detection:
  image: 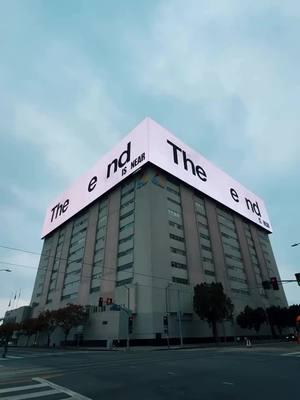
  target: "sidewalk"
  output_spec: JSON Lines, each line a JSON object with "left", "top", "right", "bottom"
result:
{"left": 70, "top": 339, "right": 297, "bottom": 352}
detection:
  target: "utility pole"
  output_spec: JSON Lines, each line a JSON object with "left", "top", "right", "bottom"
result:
{"left": 125, "top": 285, "right": 130, "bottom": 351}
{"left": 165, "top": 284, "right": 170, "bottom": 349}
{"left": 177, "top": 288, "right": 183, "bottom": 347}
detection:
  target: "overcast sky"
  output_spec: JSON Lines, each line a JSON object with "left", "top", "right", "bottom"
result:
{"left": 1, "top": 0, "right": 299, "bottom": 319}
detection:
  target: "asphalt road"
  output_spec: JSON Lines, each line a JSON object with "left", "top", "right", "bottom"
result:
{"left": 0, "top": 344, "right": 299, "bottom": 400}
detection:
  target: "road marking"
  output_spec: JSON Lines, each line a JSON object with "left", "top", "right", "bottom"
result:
{"left": 281, "top": 351, "right": 300, "bottom": 356}
{"left": 222, "top": 381, "right": 234, "bottom": 385}
{"left": 0, "top": 356, "right": 23, "bottom": 360}
{"left": 0, "top": 382, "right": 48, "bottom": 394}
{"left": 181, "top": 347, "right": 218, "bottom": 352}
{"left": 0, "top": 389, "right": 60, "bottom": 400}
{"left": 34, "top": 377, "right": 93, "bottom": 400}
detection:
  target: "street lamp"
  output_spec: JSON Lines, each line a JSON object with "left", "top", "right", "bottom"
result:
{"left": 0, "top": 269, "right": 12, "bottom": 272}
{"left": 291, "top": 243, "right": 300, "bottom": 247}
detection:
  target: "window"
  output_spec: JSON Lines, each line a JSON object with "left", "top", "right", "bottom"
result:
{"left": 204, "top": 270, "right": 215, "bottom": 276}
{"left": 121, "top": 198, "right": 135, "bottom": 209}
{"left": 116, "top": 278, "right": 133, "bottom": 287}
{"left": 117, "top": 263, "right": 133, "bottom": 272}
{"left": 200, "top": 233, "right": 209, "bottom": 240}
{"left": 119, "top": 235, "right": 134, "bottom": 244}
{"left": 120, "top": 210, "right": 134, "bottom": 220}
{"left": 168, "top": 197, "right": 181, "bottom": 206}
{"left": 169, "top": 221, "right": 183, "bottom": 230}
{"left": 119, "top": 221, "right": 134, "bottom": 232}
{"left": 172, "top": 277, "right": 188, "bottom": 284}
{"left": 118, "top": 248, "right": 133, "bottom": 258}
{"left": 170, "top": 247, "right": 186, "bottom": 256}
{"left": 228, "top": 275, "right": 247, "bottom": 284}
{"left": 98, "top": 215, "right": 107, "bottom": 227}
{"left": 195, "top": 201, "right": 206, "bottom": 216}
{"left": 171, "top": 261, "right": 187, "bottom": 270}
{"left": 168, "top": 209, "right": 181, "bottom": 218}
{"left": 170, "top": 233, "right": 184, "bottom": 242}
{"left": 167, "top": 186, "right": 179, "bottom": 195}
{"left": 90, "top": 287, "right": 100, "bottom": 293}
{"left": 121, "top": 187, "right": 135, "bottom": 197}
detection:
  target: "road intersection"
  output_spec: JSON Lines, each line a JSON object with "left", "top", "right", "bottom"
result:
{"left": 0, "top": 344, "right": 299, "bottom": 399}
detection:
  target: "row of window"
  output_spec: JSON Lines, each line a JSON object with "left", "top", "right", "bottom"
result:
{"left": 116, "top": 182, "right": 136, "bottom": 287}
{"left": 170, "top": 233, "right": 184, "bottom": 242}
{"left": 89, "top": 202, "right": 108, "bottom": 293}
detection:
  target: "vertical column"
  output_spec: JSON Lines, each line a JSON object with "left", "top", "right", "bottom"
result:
{"left": 101, "top": 188, "right": 121, "bottom": 298}
{"left": 38, "top": 232, "right": 59, "bottom": 310}
{"left": 78, "top": 203, "right": 99, "bottom": 305}
{"left": 180, "top": 186, "right": 205, "bottom": 286}
{"left": 234, "top": 217, "right": 261, "bottom": 306}
{"left": 205, "top": 199, "right": 230, "bottom": 294}
{"left": 52, "top": 222, "right": 73, "bottom": 309}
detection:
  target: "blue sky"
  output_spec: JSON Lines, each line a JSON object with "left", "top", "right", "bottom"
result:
{"left": 0, "top": 0, "right": 299, "bottom": 318}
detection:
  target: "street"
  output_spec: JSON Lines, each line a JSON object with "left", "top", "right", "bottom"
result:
{"left": 0, "top": 344, "right": 299, "bottom": 400}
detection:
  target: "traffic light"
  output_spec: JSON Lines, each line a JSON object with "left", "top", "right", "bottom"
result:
{"left": 270, "top": 277, "right": 279, "bottom": 290}
{"left": 128, "top": 316, "right": 133, "bottom": 334}
{"left": 262, "top": 280, "right": 271, "bottom": 290}
{"left": 295, "top": 273, "right": 300, "bottom": 286}
{"left": 98, "top": 297, "right": 103, "bottom": 307}
{"left": 163, "top": 315, "right": 169, "bottom": 334}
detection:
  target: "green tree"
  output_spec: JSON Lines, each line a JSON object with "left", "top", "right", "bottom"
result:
{"left": 193, "top": 282, "right": 234, "bottom": 341}
{"left": 55, "top": 304, "right": 87, "bottom": 345}
{"left": 39, "top": 310, "right": 59, "bottom": 347}
{"left": 236, "top": 306, "right": 266, "bottom": 333}
{"left": 0, "top": 322, "right": 20, "bottom": 343}
{"left": 20, "top": 319, "right": 39, "bottom": 346}
{"left": 252, "top": 307, "right": 266, "bottom": 333}
{"left": 266, "top": 306, "right": 288, "bottom": 337}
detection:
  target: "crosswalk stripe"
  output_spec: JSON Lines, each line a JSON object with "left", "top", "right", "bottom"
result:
{"left": 34, "top": 377, "right": 93, "bottom": 400}
{"left": 281, "top": 351, "right": 300, "bottom": 356}
{"left": 0, "top": 382, "right": 48, "bottom": 394}
{"left": 0, "top": 388, "right": 59, "bottom": 400}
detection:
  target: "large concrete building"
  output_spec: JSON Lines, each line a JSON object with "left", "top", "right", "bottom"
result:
{"left": 30, "top": 118, "right": 288, "bottom": 345}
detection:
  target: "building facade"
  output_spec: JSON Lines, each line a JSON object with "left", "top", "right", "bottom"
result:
{"left": 30, "top": 118, "right": 288, "bottom": 345}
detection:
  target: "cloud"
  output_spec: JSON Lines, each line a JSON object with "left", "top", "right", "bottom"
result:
{"left": 13, "top": 47, "right": 125, "bottom": 182}
{"left": 133, "top": 0, "right": 300, "bottom": 177}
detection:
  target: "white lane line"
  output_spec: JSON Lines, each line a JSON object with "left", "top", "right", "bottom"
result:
{"left": 0, "top": 389, "right": 59, "bottom": 400}
{"left": 0, "top": 356, "right": 23, "bottom": 360}
{"left": 281, "top": 351, "right": 300, "bottom": 356}
{"left": 34, "top": 377, "right": 93, "bottom": 400}
{"left": 0, "top": 382, "right": 48, "bottom": 394}
{"left": 222, "top": 381, "right": 234, "bottom": 385}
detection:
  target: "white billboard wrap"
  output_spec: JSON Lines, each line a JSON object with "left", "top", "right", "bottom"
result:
{"left": 41, "top": 120, "right": 149, "bottom": 237}
{"left": 42, "top": 117, "right": 272, "bottom": 237}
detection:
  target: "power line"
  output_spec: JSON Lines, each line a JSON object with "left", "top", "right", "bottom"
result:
{"left": 0, "top": 259, "right": 193, "bottom": 294}
{"left": 0, "top": 244, "right": 292, "bottom": 295}
{"left": 0, "top": 244, "right": 191, "bottom": 285}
